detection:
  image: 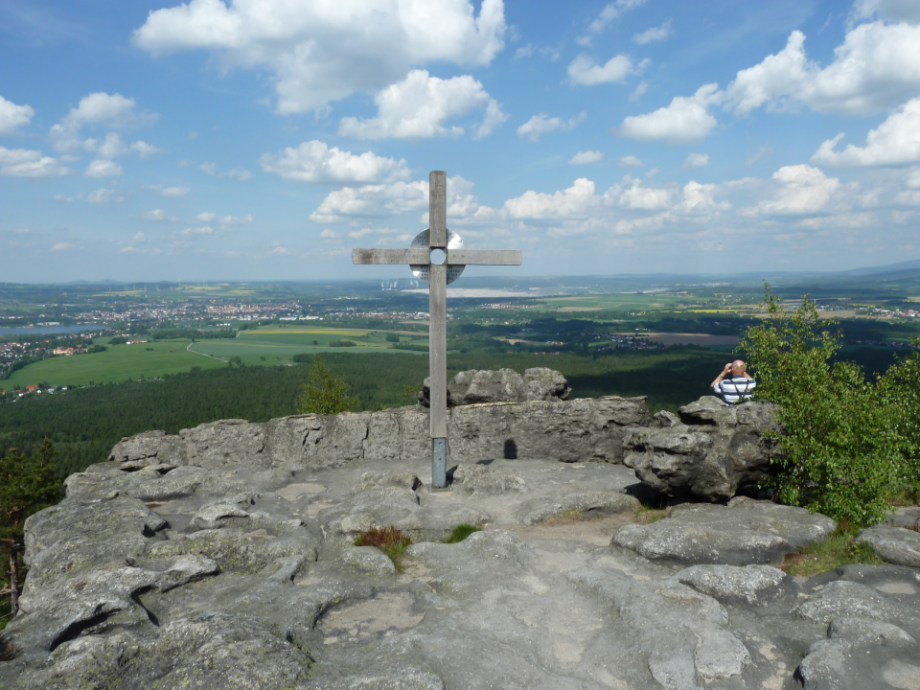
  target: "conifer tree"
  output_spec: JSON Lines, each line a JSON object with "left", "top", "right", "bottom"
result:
{"left": 297, "top": 355, "right": 356, "bottom": 415}
{"left": 1, "top": 439, "right": 63, "bottom": 618}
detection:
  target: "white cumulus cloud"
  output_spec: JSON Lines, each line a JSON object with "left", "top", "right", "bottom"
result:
{"left": 725, "top": 25, "right": 920, "bottom": 116}
{"left": 50, "top": 93, "right": 155, "bottom": 152}
{"left": 618, "top": 83, "right": 721, "bottom": 143}
{"left": 504, "top": 178, "right": 596, "bottom": 219}
{"left": 517, "top": 112, "right": 586, "bottom": 142}
{"left": 311, "top": 180, "right": 429, "bottom": 222}
{"left": 752, "top": 165, "right": 842, "bottom": 214}
{"left": 684, "top": 153, "right": 710, "bottom": 169}
{"left": 0, "top": 147, "right": 71, "bottom": 178}
{"left": 618, "top": 155, "right": 645, "bottom": 167}
{"left": 311, "top": 175, "right": 476, "bottom": 223}
{"left": 851, "top": 0, "right": 920, "bottom": 25}
{"left": 582, "top": 0, "right": 646, "bottom": 40}
{"left": 133, "top": 0, "right": 506, "bottom": 115}
{"left": 220, "top": 214, "right": 253, "bottom": 225}
{"left": 634, "top": 20, "right": 673, "bottom": 45}
{"left": 200, "top": 162, "right": 253, "bottom": 180}
{"left": 131, "top": 141, "right": 159, "bottom": 157}
{"left": 161, "top": 186, "right": 190, "bottom": 197}
{"left": 0, "top": 95, "right": 35, "bottom": 134}
{"left": 261, "top": 140, "right": 410, "bottom": 184}
{"left": 143, "top": 209, "right": 177, "bottom": 222}
{"left": 339, "top": 70, "right": 506, "bottom": 140}
{"left": 568, "top": 54, "right": 647, "bottom": 86}
{"left": 87, "top": 188, "right": 127, "bottom": 204}
{"left": 811, "top": 96, "right": 920, "bottom": 166}
{"left": 49, "top": 243, "right": 74, "bottom": 252}
{"left": 86, "top": 159, "right": 123, "bottom": 178}
{"left": 570, "top": 150, "right": 604, "bottom": 165}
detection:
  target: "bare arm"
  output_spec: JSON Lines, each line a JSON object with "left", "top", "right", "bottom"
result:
{"left": 711, "top": 363, "right": 732, "bottom": 389}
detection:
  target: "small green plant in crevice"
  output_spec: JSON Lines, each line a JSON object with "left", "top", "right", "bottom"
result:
{"left": 354, "top": 526, "right": 412, "bottom": 572}
{"left": 636, "top": 503, "right": 669, "bottom": 525}
{"left": 885, "top": 484, "right": 920, "bottom": 508}
{"left": 780, "top": 524, "right": 885, "bottom": 577}
{"left": 442, "top": 524, "right": 482, "bottom": 544}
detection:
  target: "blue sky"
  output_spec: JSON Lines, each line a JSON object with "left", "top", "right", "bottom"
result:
{"left": 2, "top": 0, "right": 919, "bottom": 282}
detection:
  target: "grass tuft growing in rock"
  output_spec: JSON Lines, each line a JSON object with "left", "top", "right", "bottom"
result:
{"left": 885, "top": 484, "right": 920, "bottom": 508}
{"left": 354, "top": 526, "right": 412, "bottom": 571}
{"left": 780, "top": 524, "right": 884, "bottom": 577}
{"left": 443, "top": 524, "right": 482, "bottom": 544}
{"left": 636, "top": 504, "right": 669, "bottom": 525}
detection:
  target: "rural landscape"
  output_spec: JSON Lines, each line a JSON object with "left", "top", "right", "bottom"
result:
{"left": 3, "top": 0, "right": 920, "bottom": 687}
{"left": 2, "top": 263, "right": 918, "bottom": 476}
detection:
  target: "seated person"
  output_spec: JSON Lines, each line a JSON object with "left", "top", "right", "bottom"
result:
{"left": 711, "top": 360, "right": 756, "bottom": 403}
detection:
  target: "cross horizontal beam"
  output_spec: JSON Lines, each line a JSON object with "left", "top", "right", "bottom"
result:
{"left": 448, "top": 249, "right": 522, "bottom": 266}
{"left": 352, "top": 248, "right": 429, "bottom": 265}
{"left": 353, "top": 248, "right": 522, "bottom": 266}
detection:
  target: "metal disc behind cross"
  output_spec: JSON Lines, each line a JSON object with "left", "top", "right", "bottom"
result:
{"left": 410, "top": 229, "right": 464, "bottom": 285}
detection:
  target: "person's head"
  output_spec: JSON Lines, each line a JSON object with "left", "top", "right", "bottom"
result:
{"left": 731, "top": 360, "right": 746, "bottom": 375}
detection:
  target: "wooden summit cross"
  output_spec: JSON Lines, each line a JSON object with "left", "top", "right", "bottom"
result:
{"left": 353, "top": 171, "right": 522, "bottom": 489}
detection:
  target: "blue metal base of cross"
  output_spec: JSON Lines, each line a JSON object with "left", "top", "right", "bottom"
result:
{"left": 430, "top": 437, "right": 449, "bottom": 491}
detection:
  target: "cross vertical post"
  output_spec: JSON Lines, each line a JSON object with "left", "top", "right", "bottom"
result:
{"left": 352, "top": 170, "right": 522, "bottom": 489}
{"left": 428, "top": 171, "right": 449, "bottom": 486}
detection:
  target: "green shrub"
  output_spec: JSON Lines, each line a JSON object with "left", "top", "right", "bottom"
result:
{"left": 328, "top": 340, "right": 357, "bottom": 347}
{"left": 878, "top": 336, "right": 920, "bottom": 489}
{"left": 740, "top": 287, "right": 905, "bottom": 526}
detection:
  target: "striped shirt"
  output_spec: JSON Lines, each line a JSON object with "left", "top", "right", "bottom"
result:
{"left": 714, "top": 376, "right": 756, "bottom": 404}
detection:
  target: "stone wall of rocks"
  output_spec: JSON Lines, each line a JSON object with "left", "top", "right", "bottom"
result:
{"left": 109, "top": 395, "right": 651, "bottom": 470}
{"left": 624, "top": 396, "right": 782, "bottom": 502}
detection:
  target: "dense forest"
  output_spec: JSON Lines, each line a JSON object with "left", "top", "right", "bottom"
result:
{"left": 0, "top": 342, "right": 912, "bottom": 478}
{"left": 0, "top": 348, "right": 737, "bottom": 477}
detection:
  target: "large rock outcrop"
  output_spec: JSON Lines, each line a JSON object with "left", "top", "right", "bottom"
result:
{"left": 417, "top": 367, "right": 572, "bottom": 407}
{"left": 624, "top": 396, "right": 782, "bottom": 502}
{"left": 4, "top": 442, "right": 919, "bottom": 690}
{"left": 109, "top": 394, "right": 649, "bottom": 468}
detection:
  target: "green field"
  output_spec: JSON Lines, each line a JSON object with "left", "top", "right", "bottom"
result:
{"left": 2, "top": 328, "right": 428, "bottom": 388}
{"left": 2, "top": 341, "right": 226, "bottom": 388}
{"left": 538, "top": 293, "right": 704, "bottom": 312}
{"left": 188, "top": 327, "right": 428, "bottom": 364}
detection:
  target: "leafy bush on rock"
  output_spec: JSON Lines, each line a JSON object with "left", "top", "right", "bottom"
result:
{"left": 740, "top": 287, "right": 910, "bottom": 527}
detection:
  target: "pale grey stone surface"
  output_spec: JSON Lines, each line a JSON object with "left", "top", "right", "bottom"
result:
{"left": 418, "top": 367, "right": 571, "bottom": 407}
{"left": 4, "top": 398, "right": 920, "bottom": 690}
{"left": 674, "top": 564, "right": 798, "bottom": 606}
{"left": 613, "top": 498, "right": 837, "bottom": 566}
{"left": 856, "top": 525, "right": 920, "bottom": 568}
{"left": 624, "top": 397, "right": 782, "bottom": 501}
{"left": 108, "top": 394, "right": 649, "bottom": 467}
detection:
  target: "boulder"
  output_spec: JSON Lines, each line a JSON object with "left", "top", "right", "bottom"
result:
{"left": 624, "top": 396, "right": 782, "bottom": 501}
{"left": 855, "top": 525, "right": 920, "bottom": 568}
{"left": 417, "top": 367, "right": 571, "bottom": 407}
{"left": 613, "top": 498, "right": 836, "bottom": 566}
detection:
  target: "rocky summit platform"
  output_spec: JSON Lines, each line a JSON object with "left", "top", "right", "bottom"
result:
{"left": 3, "top": 399, "right": 920, "bottom": 690}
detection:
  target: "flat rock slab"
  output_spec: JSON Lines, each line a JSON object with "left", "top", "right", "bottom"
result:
{"left": 856, "top": 525, "right": 920, "bottom": 568}
{"left": 4, "top": 444, "right": 920, "bottom": 690}
{"left": 613, "top": 498, "right": 837, "bottom": 566}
